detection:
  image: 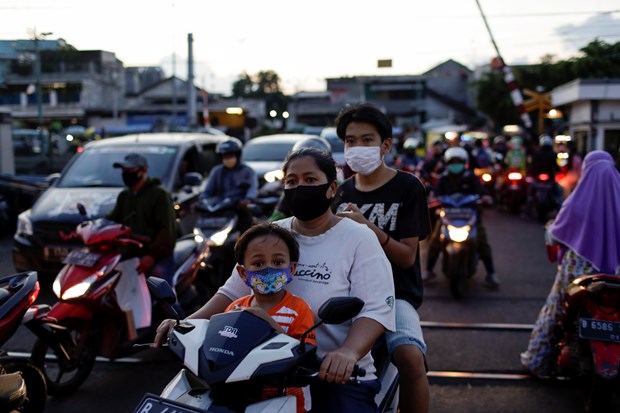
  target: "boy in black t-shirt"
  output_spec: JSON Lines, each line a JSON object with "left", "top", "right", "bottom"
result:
{"left": 333, "top": 103, "right": 431, "bottom": 413}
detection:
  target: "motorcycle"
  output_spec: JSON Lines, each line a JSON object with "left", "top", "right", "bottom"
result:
{"left": 132, "top": 278, "right": 399, "bottom": 413}
{"left": 473, "top": 166, "right": 497, "bottom": 202}
{"left": 196, "top": 196, "right": 273, "bottom": 294}
{"left": 436, "top": 193, "right": 480, "bottom": 299}
{"left": 528, "top": 173, "right": 561, "bottom": 223}
{"left": 0, "top": 271, "right": 46, "bottom": 413}
{"left": 23, "top": 204, "right": 210, "bottom": 397}
{"left": 544, "top": 238, "right": 620, "bottom": 412}
{"left": 497, "top": 169, "right": 527, "bottom": 214}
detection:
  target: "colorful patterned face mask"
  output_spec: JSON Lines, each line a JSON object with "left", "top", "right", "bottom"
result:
{"left": 244, "top": 267, "right": 293, "bottom": 295}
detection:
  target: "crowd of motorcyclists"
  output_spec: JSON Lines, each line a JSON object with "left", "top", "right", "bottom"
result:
{"left": 3, "top": 111, "right": 619, "bottom": 413}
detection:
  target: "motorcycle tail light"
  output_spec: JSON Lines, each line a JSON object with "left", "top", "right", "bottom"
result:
{"left": 508, "top": 172, "right": 523, "bottom": 181}
{"left": 538, "top": 174, "right": 550, "bottom": 181}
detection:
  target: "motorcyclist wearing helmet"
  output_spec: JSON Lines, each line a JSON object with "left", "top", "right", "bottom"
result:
{"left": 268, "top": 137, "right": 333, "bottom": 222}
{"left": 203, "top": 138, "right": 259, "bottom": 231}
{"left": 524, "top": 134, "right": 563, "bottom": 216}
{"left": 423, "top": 146, "right": 501, "bottom": 288}
{"left": 397, "top": 137, "right": 423, "bottom": 173}
{"left": 505, "top": 136, "right": 527, "bottom": 174}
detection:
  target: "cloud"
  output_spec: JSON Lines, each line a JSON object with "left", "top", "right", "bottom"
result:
{"left": 555, "top": 12, "right": 620, "bottom": 50}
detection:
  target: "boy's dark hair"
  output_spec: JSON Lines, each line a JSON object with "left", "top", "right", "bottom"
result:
{"left": 234, "top": 222, "right": 300, "bottom": 264}
{"left": 283, "top": 147, "right": 337, "bottom": 184}
{"left": 335, "top": 103, "right": 392, "bottom": 142}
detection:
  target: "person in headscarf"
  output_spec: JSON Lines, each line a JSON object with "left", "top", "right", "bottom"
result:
{"left": 520, "top": 150, "right": 620, "bottom": 377}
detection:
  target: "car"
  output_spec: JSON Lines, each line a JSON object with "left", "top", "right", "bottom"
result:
{"left": 12, "top": 132, "right": 230, "bottom": 276}
{"left": 320, "top": 127, "right": 345, "bottom": 167}
{"left": 241, "top": 133, "right": 314, "bottom": 186}
{"left": 11, "top": 129, "right": 74, "bottom": 174}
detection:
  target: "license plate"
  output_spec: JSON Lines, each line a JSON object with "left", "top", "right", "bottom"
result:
{"left": 579, "top": 318, "right": 620, "bottom": 343}
{"left": 43, "top": 247, "right": 71, "bottom": 262}
{"left": 133, "top": 394, "right": 204, "bottom": 413}
{"left": 62, "top": 250, "right": 101, "bottom": 267}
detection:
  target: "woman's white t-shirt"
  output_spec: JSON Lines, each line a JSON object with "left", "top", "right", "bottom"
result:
{"left": 218, "top": 217, "right": 396, "bottom": 379}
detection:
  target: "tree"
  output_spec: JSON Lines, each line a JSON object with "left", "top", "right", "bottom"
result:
{"left": 474, "top": 39, "right": 620, "bottom": 132}
{"left": 231, "top": 72, "right": 255, "bottom": 98}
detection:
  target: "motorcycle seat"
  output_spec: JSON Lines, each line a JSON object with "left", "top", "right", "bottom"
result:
{"left": 0, "top": 372, "right": 25, "bottom": 405}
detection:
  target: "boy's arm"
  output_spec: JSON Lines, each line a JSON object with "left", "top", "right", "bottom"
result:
{"left": 242, "top": 307, "right": 285, "bottom": 333}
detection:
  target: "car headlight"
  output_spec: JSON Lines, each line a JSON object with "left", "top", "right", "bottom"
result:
{"left": 60, "top": 275, "right": 97, "bottom": 300}
{"left": 447, "top": 225, "right": 471, "bottom": 243}
{"left": 16, "top": 210, "right": 33, "bottom": 236}
{"left": 264, "top": 169, "right": 284, "bottom": 183}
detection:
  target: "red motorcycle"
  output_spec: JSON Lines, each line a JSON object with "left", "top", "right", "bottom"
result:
{"left": 497, "top": 169, "right": 527, "bottom": 214}
{"left": 0, "top": 271, "right": 46, "bottom": 413}
{"left": 24, "top": 205, "right": 210, "bottom": 396}
{"left": 546, "top": 244, "right": 620, "bottom": 412}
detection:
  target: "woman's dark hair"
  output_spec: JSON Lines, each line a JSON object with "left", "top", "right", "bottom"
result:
{"left": 234, "top": 222, "right": 300, "bottom": 264}
{"left": 335, "top": 103, "right": 392, "bottom": 142}
{"left": 282, "top": 147, "right": 337, "bottom": 184}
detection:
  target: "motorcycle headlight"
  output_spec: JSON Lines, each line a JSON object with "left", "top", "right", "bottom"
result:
{"left": 209, "top": 222, "right": 234, "bottom": 246}
{"left": 482, "top": 173, "right": 492, "bottom": 182}
{"left": 61, "top": 275, "right": 97, "bottom": 300}
{"left": 264, "top": 169, "right": 284, "bottom": 183}
{"left": 16, "top": 210, "right": 33, "bottom": 236}
{"left": 447, "top": 225, "right": 471, "bottom": 243}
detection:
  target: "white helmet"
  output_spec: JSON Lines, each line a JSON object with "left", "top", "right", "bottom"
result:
{"left": 444, "top": 147, "right": 468, "bottom": 162}
{"left": 539, "top": 134, "right": 553, "bottom": 147}
{"left": 403, "top": 137, "right": 421, "bottom": 150}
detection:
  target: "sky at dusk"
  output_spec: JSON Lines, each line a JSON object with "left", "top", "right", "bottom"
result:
{"left": 1, "top": 0, "right": 619, "bottom": 94}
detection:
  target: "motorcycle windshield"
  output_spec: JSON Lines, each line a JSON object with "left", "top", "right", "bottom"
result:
{"left": 199, "top": 311, "right": 277, "bottom": 383}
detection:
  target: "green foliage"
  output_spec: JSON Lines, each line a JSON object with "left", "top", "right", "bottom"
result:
{"left": 230, "top": 70, "right": 290, "bottom": 118}
{"left": 475, "top": 39, "right": 620, "bottom": 131}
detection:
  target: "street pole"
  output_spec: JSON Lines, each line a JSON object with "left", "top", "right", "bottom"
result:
{"left": 32, "top": 29, "right": 53, "bottom": 170}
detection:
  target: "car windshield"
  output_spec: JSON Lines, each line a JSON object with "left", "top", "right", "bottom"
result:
{"left": 56, "top": 145, "right": 178, "bottom": 188}
{"left": 241, "top": 142, "right": 296, "bottom": 162}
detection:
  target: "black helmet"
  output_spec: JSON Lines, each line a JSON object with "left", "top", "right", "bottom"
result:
{"left": 216, "top": 138, "right": 243, "bottom": 155}
{"left": 292, "top": 137, "right": 332, "bottom": 154}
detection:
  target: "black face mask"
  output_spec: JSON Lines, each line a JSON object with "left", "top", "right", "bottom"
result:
{"left": 122, "top": 171, "right": 142, "bottom": 187}
{"left": 284, "top": 183, "right": 333, "bottom": 222}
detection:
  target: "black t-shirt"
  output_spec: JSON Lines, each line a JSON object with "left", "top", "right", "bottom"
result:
{"left": 334, "top": 171, "right": 431, "bottom": 309}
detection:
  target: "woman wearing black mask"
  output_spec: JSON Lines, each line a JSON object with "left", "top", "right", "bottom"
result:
{"left": 155, "top": 148, "right": 396, "bottom": 412}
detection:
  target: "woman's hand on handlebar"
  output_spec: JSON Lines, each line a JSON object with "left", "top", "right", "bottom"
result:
{"left": 153, "top": 318, "right": 176, "bottom": 348}
{"left": 319, "top": 350, "right": 358, "bottom": 384}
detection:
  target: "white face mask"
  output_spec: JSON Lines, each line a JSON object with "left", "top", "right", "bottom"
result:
{"left": 345, "top": 146, "right": 383, "bottom": 176}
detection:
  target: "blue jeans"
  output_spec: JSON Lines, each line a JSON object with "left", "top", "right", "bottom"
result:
{"left": 310, "top": 379, "right": 380, "bottom": 413}
{"left": 385, "top": 299, "right": 427, "bottom": 355}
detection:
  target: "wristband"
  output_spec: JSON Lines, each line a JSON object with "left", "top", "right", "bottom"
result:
{"left": 380, "top": 232, "right": 390, "bottom": 247}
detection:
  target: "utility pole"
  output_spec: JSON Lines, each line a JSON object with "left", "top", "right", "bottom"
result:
{"left": 186, "top": 33, "right": 197, "bottom": 128}
{"left": 474, "top": 1, "right": 533, "bottom": 134}
{"left": 30, "top": 28, "right": 53, "bottom": 168}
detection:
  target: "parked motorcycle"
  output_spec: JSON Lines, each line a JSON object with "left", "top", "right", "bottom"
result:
{"left": 0, "top": 271, "right": 46, "bottom": 413}
{"left": 497, "top": 169, "right": 527, "bottom": 214}
{"left": 23, "top": 205, "right": 210, "bottom": 396}
{"left": 133, "top": 278, "right": 399, "bottom": 413}
{"left": 436, "top": 193, "right": 480, "bottom": 299}
{"left": 528, "top": 173, "right": 561, "bottom": 223}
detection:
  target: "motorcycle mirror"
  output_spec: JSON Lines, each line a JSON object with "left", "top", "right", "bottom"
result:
{"left": 318, "top": 297, "right": 364, "bottom": 324}
{"left": 298, "top": 297, "right": 364, "bottom": 354}
{"left": 147, "top": 277, "right": 181, "bottom": 320}
{"left": 77, "top": 203, "right": 87, "bottom": 216}
{"left": 147, "top": 277, "right": 177, "bottom": 304}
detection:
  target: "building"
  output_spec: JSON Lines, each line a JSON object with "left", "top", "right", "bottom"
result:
{"left": 287, "top": 59, "right": 478, "bottom": 133}
{"left": 551, "top": 78, "right": 620, "bottom": 154}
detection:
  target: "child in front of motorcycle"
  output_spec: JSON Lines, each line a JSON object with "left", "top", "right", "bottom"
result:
{"left": 520, "top": 150, "right": 620, "bottom": 378}
{"left": 226, "top": 222, "right": 316, "bottom": 413}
